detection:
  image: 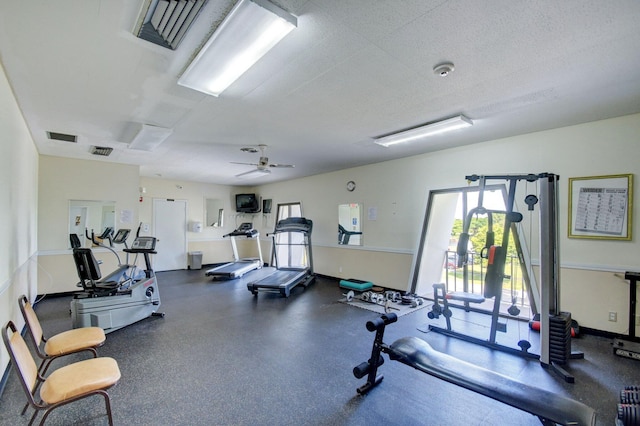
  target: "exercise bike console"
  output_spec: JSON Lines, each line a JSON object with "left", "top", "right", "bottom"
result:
{"left": 128, "top": 236, "right": 156, "bottom": 252}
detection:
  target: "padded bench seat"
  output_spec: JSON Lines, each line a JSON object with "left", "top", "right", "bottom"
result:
{"left": 446, "top": 291, "right": 485, "bottom": 304}
{"left": 388, "top": 336, "right": 596, "bottom": 426}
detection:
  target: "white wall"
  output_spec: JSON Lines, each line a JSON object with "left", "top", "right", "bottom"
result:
{"left": 137, "top": 177, "right": 254, "bottom": 265}
{"left": 0, "top": 62, "right": 39, "bottom": 374}
{"left": 257, "top": 113, "right": 640, "bottom": 332}
{"left": 29, "top": 112, "right": 640, "bottom": 335}
{"left": 37, "top": 156, "right": 140, "bottom": 294}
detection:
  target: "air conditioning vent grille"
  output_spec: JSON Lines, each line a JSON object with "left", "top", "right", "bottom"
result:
{"left": 90, "top": 146, "right": 113, "bottom": 156}
{"left": 134, "top": 0, "right": 208, "bottom": 50}
{"left": 47, "top": 131, "right": 77, "bottom": 143}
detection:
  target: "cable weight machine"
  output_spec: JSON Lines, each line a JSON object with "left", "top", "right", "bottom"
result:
{"left": 428, "top": 173, "right": 582, "bottom": 382}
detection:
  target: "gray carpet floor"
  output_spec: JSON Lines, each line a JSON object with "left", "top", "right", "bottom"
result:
{"left": 1, "top": 268, "right": 638, "bottom": 425}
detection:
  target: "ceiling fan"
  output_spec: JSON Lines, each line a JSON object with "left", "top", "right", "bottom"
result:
{"left": 232, "top": 144, "right": 294, "bottom": 178}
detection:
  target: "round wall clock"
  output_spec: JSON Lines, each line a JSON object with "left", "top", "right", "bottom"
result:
{"left": 346, "top": 181, "right": 356, "bottom": 192}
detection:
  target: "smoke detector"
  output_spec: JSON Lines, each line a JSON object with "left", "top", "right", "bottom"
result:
{"left": 433, "top": 62, "right": 455, "bottom": 77}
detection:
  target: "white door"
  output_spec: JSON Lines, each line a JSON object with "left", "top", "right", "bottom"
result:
{"left": 153, "top": 198, "right": 188, "bottom": 271}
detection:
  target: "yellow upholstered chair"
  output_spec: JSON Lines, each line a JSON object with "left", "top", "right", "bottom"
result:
{"left": 19, "top": 294, "right": 106, "bottom": 376}
{"left": 3, "top": 321, "right": 121, "bottom": 426}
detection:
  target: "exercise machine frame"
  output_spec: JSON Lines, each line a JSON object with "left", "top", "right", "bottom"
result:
{"left": 423, "top": 173, "right": 582, "bottom": 381}
{"left": 205, "top": 222, "right": 263, "bottom": 280}
{"left": 353, "top": 313, "right": 596, "bottom": 425}
{"left": 70, "top": 228, "right": 164, "bottom": 333}
{"left": 247, "top": 217, "right": 315, "bottom": 297}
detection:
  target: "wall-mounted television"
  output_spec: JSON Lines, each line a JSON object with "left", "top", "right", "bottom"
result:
{"left": 235, "top": 193, "right": 260, "bottom": 213}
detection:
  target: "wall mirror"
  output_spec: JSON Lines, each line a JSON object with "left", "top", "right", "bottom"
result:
{"left": 69, "top": 200, "right": 116, "bottom": 247}
{"left": 205, "top": 198, "right": 224, "bottom": 227}
{"left": 338, "top": 203, "right": 363, "bottom": 245}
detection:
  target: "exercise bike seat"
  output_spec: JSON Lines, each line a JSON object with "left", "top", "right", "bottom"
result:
{"left": 388, "top": 337, "right": 596, "bottom": 426}
{"left": 72, "top": 248, "right": 120, "bottom": 294}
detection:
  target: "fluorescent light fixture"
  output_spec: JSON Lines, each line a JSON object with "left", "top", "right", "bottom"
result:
{"left": 129, "top": 124, "right": 173, "bottom": 151}
{"left": 374, "top": 115, "right": 473, "bottom": 147}
{"left": 177, "top": 0, "right": 297, "bottom": 96}
{"left": 236, "top": 168, "right": 271, "bottom": 179}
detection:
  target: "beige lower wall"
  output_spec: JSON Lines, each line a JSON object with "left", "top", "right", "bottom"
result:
{"left": 560, "top": 268, "right": 638, "bottom": 335}
{"left": 188, "top": 239, "right": 236, "bottom": 266}
{"left": 36, "top": 244, "right": 637, "bottom": 336}
{"left": 313, "top": 246, "right": 413, "bottom": 291}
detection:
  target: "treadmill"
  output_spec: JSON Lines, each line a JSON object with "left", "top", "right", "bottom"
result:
{"left": 205, "top": 223, "right": 263, "bottom": 280}
{"left": 247, "top": 217, "right": 315, "bottom": 297}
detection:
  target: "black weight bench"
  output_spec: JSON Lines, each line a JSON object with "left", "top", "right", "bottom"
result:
{"left": 353, "top": 314, "right": 596, "bottom": 426}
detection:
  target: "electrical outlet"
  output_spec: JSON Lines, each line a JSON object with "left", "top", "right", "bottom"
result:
{"left": 339, "top": 266, "right": 343, "bottom": 273}
{"left": 609, "top": 311, "right": 617, "bottom": 322}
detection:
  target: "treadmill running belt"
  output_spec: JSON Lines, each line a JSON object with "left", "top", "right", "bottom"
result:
{"left": 254, "top": 269, "right": 304, "bottom": 285}
{"left": 248, "top": 268, "right": 314, "bottom": 297}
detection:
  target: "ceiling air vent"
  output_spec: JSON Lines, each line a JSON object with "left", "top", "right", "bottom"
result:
{"left": 133, "top": 0, "right": 208, "bottom": 50}
{"left": 90, "top": 146, "right": 113, "bottom": 157}
{"left": 47, "top": 131, "right": 77, "bottom": 143}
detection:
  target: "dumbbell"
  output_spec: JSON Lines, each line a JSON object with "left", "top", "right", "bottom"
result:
{"left": 407, "top": 297, "right": 424, "bottom": 308}
{"left": 343, "top": 290, "right": 356, "bottom": 302}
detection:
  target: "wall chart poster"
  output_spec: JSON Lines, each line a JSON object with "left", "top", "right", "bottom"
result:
{"left": 568, "top": 174, "right": 633, "bottom": 240}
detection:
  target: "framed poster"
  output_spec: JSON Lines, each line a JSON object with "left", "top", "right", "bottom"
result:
{"left": 568, "top": 174, "right": 633, "bottom": 240}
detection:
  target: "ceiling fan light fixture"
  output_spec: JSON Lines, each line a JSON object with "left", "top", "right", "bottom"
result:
{"left": 236, "top": 168, "right": 271, "bottom": 179}
{"left": 177, "top": 0, "right": 297, "bottom": 97}
{"left": 374, "top": 115, "right": 473, "bottom": 148}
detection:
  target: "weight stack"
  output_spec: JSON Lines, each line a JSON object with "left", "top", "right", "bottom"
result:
{"left": 549, "top": 311, "right": 572, "bottom": 365}
{"left": 618, "top": 386, "right": 640, "bottom": 426}
{"left": 621, "top": 386, "right": 640, "bottom": 404}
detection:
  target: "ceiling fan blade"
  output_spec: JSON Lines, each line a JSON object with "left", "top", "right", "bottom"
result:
{"left": 269, "top": 163, "right": 295, "bottom": 168}
{"left": 235, "top": 168, "right": 271, "bottom": 178}
{"left": 230, "top": 161, "right": 259, "bottom": 166}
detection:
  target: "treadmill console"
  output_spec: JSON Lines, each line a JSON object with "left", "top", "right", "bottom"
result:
{"left": 131, "top": 236, "right": 156, "bottom": 251}
{"left": 238, "top": 222, "right": 253, "bottom": 231}
{"left": 224, "top": 223, "right": 257, "bottom": 238}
